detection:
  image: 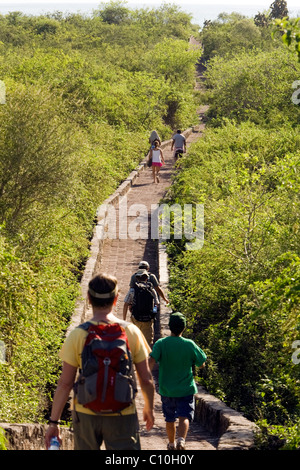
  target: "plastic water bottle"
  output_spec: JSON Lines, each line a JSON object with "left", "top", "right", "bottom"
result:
{"left": 153, "top": 305, "right": 158, "bottom": 315}
{"left": 48, "top": 437, "right": 60, "bottom": 450}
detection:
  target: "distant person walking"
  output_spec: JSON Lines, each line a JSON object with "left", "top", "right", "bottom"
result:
{"left": 45, "top": 273, "right": 154, "bottom": 451}
{"left": 149, "top": 130, "right": 161, "bottom": 148}
{"left": 148, "top": 140, "right": 165, "bottom": 183}
{"left": 171, "top": 130, "right": 186, "bottom": 159}
{"left": 123, "top": 269, "right": 159, "bottom": 347}
{"left": 149, "top": 312, "right": 206, "bottom": 451}
{"left": 130, "top": 260, "right": 169, "bottom": 305}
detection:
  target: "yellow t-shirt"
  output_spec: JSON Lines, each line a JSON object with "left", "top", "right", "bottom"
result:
{"left": 59, "top": 320, "right": 151, "bottom": 416}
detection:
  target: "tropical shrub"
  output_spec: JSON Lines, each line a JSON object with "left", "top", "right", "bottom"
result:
{"left": 165, "top": 121, "right": 300, "bottom": 445}
{"left": 204, "top": 48, "right": 300, "bottom": 126}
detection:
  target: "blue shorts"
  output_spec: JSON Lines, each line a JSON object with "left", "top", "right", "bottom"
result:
{"left": 161, "top": 395, "right": 195, "bottom": 422}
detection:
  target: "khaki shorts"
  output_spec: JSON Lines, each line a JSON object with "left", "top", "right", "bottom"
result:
{"left": 72, "top": 411, "right": 141, "bottom": 450}
{"left": 131, "top": 316, "right": 154, "bottom": 346}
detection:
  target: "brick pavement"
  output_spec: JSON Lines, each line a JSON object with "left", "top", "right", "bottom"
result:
{"left": 97, "top": 126, "right": 205, "bottom": 317}
{"left": 87, "top": 122, "right": 218, "bottom": 450}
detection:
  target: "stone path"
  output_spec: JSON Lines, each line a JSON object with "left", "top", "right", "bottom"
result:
{"left": 85, "top": 116, "right": 220, "bottom": 451}
{"left": 96, "top": 126, "right": 205, "bottom": 319}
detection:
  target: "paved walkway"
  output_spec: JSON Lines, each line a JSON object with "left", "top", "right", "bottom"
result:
{"left": 86, "top": 118, "right": 218, "bottom": 451}
{"left": 96, "top": 126, "right": 205, "bottom": 318}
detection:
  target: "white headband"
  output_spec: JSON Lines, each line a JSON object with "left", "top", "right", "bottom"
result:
{"left": 88, "top": 286, "right": 117, "bottom": 299}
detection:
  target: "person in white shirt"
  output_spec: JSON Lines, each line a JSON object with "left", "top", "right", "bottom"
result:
{"left": 148, "top": 140, "right": 165, "bottom": 183}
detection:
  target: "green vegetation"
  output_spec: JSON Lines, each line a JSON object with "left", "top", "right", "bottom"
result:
{"left": 0, "top": 427, "right": 7, "bottom": 450}
{"left": 1, "top": 0, "right": 299, "bottom": 451}
{"left": 0, "top": 2, "right": 201, "bottom": 423}
{"left": 274, "top": 16, "right": 300, "bottom": 61}
{"left": 165, "top": 1, "right": 300, "bottom": 450}
{"left": 204, "top": 47, "right": 300, "bottom": 126}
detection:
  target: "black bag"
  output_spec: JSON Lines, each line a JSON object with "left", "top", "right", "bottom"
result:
{"left": 131, "top": 282, "right": 156, "bottom": 322}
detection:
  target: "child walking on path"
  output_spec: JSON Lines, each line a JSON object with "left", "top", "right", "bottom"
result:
{"left": 149, "top": 312, "right": 206, "bottom": 451}
{"left": 148, "top": 140, "right": 165, "bottom": 183}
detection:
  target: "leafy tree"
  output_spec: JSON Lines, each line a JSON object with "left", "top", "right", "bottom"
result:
{"left": 200, "top": 14, "right": 264, "bottom": 61}
{"left": 5, "top": 11, "right": 24, "bottom": 25}
{"left": 254, "top": 12, "right": 270, "bottom": 28}
{"left": 0, "top": 81, "right": 78, "bottom": 235}
{"left": 270, "top": 0, "right": 289, "bottom": 19}
{"left": 93, "top": 1, "right": 131, "bottom": 24}
{"left": 33, "top": 17, "right": 60, "bottom": 36}
{"left": 273, "top": 16, "right": 300, "bottom": 61}
{"left": 204, "top": 48, "right": 300, "bottom": 126}
{"left": 142, "top": 37, "right": 201, "bottom": 127}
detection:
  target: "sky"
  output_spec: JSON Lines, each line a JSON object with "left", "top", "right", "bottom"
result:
{"left": 0, "top": 0, "right": 299, "bottom": 22}
{"left": 1, "top": 0, "right": 299, "bottom": 5}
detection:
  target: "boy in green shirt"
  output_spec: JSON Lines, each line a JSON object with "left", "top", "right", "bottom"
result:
{"left": 149, "top": 312, "right": 206, "bottom": 450}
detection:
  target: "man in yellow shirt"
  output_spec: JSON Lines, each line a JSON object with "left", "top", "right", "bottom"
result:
{"left": 45, "top": 273, "right": 155, "bottom": 450}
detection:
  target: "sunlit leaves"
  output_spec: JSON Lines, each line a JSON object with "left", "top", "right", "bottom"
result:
{"left": 166, "top": 121, "right": 300, "bottom": 435}
{"left": 204, "top": 48, "right": 300, "bottom": 126}
{"left": 273, "top": 16, "right": 300, "bottom": 61}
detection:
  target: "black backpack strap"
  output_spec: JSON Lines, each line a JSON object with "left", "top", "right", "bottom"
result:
{"left": 77, "top": 321, "right": 92, "bottom": 331}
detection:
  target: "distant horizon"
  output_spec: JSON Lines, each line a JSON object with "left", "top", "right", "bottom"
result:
{"left": 1, "top": 0, "right": 299, "bottom": 5}
{"left": 0, "top": 1, "right": 299, "bottom": 27}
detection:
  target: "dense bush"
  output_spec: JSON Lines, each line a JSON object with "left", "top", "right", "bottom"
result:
{"left": 164, "top": 4, "right": 300, "bottom": 443}
{"left": 204, "top": 48, "right": 300, "bottom": 126}
{"left": 165, "top": 43, "right": 300, "bottom": 446}
{"left": 201, "top": 13, "right": 265, "bottom": 61}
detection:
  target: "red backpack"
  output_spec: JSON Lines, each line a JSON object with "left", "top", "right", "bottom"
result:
{"left": 74, "top": 321, "right": 137, "bottom": 413}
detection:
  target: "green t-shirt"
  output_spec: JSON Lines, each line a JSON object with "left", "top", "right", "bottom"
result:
{"left": 150, "top": 336, "right": 207, "bottom": 397}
